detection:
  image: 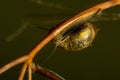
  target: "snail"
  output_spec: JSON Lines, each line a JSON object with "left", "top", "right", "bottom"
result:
{"left": 36, "top": 9, "right": 100, "bottom": 52}
{"left": 53, "top": 22, "right": 98, "bottom": 51}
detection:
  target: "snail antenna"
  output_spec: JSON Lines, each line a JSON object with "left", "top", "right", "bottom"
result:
{"left": 42, "top": 45, "right": 58, "bottom": 63}
{"left": 50, "top": 45, "right": 58, "bottom": 58}
{"left": 37, "top": 26, "right": 50, "bottom": 31}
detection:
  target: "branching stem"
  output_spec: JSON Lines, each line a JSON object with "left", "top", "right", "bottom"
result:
{"left": 0, "top": 0, "right": 120, "bottom": 80}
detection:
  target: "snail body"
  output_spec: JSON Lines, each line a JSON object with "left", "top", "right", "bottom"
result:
{"left": 53, "top": 22, "right": 98, "bottom": 51}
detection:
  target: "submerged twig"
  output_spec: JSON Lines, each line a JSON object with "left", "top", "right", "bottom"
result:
{"left": 28, "top": 64, "right": 32, "bottom": 80}
{"left": 0, "top": 0, "right": 120, "bottom": 80}
{"left": 5, "top": 22, "right": 30, "bottom": 42}
{"left": 0, "top": 55, "right": 28, "bottom": 74}
{"left": 32, "top": 64, "right": 66, "bottom": 80}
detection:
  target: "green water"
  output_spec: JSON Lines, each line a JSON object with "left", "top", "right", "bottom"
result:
{"left": 0, "top": 0, "right": 120, "bottom": 80}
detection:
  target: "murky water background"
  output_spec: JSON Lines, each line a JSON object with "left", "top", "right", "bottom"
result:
{"left": 0, "top": 0, "right": 120, "bottom": 80}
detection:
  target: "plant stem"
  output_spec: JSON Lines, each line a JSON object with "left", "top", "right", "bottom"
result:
{"left": 0, "top": 55, "right": 28, "bottom": 74}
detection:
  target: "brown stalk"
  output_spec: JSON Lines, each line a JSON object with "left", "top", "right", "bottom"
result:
{"left": 0, "top": 0, "right": 120, "bottom": 80}
{"left": 32, "top": 64, "right": 65, "bottom": 80}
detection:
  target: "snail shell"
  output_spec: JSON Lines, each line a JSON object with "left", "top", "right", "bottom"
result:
{"left": 53, "top": 22, "right": 98, "bottom": 51}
